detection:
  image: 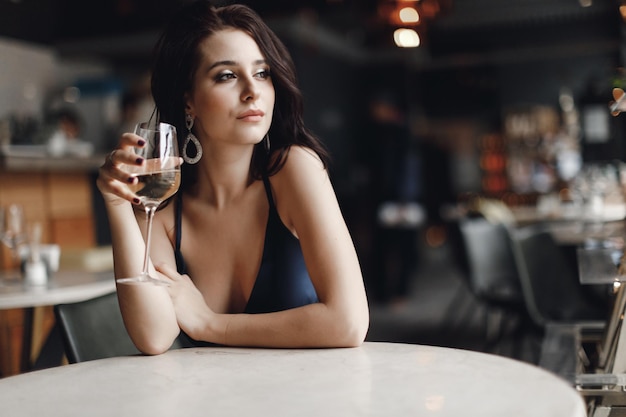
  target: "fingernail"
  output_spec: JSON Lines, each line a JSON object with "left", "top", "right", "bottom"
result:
{"left": 132, "top": 198, "right": 141, "bottom": 204}
{"left": 137, "top": 139, "right": 146, "bottom": 146}
{"left": 135, "top": 157, "right": 144, "bottom": 164}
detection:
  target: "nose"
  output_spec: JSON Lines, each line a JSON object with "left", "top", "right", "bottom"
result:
{"left": 240, "top": 76, "right": 260, "bottom": 102}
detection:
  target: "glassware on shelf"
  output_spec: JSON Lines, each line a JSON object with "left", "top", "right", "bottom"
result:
{"left": 0, "top": 204, "right": 28, "bottom": 283}
{"left": 577, "top": 238, "right": 625, "bottom": 285}
{"left": 0, "top": 203, "right": 27, "bottom": 258}
{"left": 23, "top": 222, "right": 47, "bottom": 286}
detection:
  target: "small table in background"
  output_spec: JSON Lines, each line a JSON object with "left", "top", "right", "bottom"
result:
{"left": 0, "top": 269, "right": 115, "bottom": 375}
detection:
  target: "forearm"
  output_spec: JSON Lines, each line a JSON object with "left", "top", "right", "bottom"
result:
{"left": 198, "top": 302, "right": 368, "bottom": 348}
{"left": 106, "top": 202, "right": 146, "bottom": 279}
{"left": 106, "top": 202, "right": 179, "bottom": 354}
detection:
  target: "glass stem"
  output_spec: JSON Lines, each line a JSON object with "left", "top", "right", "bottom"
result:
{"left": 141, "top": 204, "right": 158, "bottom": 276}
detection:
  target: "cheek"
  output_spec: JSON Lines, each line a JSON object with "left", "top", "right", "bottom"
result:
{"left": 197, "top": 91, "right": 224, "bottom": 112}
{"left": 195, "top": 94, "right": 228, "bottom": 122}
{"left": 190, "top": 79, "right": 225, "bottom": 112}
{"left": 267, "top": 83, "right": 276, "bottom": 105}
{"left": 190, "top": 98, "right": 226, "bottom": 138}
{"left": 265, "top": 87, "right": 276, "bottom": 119}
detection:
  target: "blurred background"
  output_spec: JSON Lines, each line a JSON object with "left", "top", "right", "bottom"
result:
{"left": 1, "top": 0, "right": 626, "bottom": 367}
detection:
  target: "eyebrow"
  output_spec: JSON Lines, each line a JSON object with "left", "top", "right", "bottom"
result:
{"left": 207, "top": 59, "right": 268, "bottom": 71}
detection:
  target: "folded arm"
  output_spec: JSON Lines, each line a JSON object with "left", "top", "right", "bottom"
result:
{"left": 161, "top": 146, "right": 369, "bottom": 348}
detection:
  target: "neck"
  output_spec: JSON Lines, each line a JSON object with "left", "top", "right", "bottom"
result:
{"left": 191, "top": 145, "right": 256, "bottom": 209}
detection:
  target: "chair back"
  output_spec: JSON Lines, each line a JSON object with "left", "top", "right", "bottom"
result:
{"left": 458, "top": 217, "right": 523, "bottom": 304}
{"left": 509, "top": 226, "right": 606, "bottom": 329}
{"left": 54, "top": 292, "right": 140, "bottom": 363}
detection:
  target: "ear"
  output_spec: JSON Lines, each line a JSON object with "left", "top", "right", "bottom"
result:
{"left": 184, "top": 92, "right": 194, "bottom": 116}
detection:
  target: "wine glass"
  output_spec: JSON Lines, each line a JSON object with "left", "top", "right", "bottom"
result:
{"left": 1, "top": 204, "right": 26, "bottom": 250}
{"left": 0, "top": 204, "right": 27, "bottom": 283}
{"left": 116, "top": 122, "right": 181, "bottom": 285}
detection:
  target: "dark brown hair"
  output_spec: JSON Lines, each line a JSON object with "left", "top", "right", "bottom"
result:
{"left": 150, "top": 0, "right": 329, "bottom": 191}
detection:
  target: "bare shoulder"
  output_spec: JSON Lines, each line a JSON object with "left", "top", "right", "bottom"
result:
{"left": 285, "top": 145, "right": 324, "bottom": 167}
{"left": 269, "top": 146, "right": 333, "bottom": 232}
{"left": 273, "top": 146, "right": 327, "bottom": 184}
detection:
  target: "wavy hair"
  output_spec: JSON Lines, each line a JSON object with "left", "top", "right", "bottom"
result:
{"left": 150, "top": 0, "right": 330, "bottom": 191}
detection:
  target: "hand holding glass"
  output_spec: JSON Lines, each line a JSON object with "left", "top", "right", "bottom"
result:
{"left": 116, "top": 122, "right": 181, "bottom": 285}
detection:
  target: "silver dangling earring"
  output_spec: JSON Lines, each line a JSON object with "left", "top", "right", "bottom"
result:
{"left": 183, "top": 114, "right": 203, "bottom": 164}
{"left": 264, "top": 134, "right": 270, "bottom": 153}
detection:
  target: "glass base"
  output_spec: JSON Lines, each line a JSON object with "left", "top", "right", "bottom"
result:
{"left": 116, "top": 273, "right": 170, "bottom": 286}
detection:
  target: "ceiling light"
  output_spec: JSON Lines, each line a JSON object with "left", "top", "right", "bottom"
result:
{"left": 393, "top": 28, "right": 420, "bottom": 47}
{"left": 399, "top": 7, "right": 420, "bottom": 23}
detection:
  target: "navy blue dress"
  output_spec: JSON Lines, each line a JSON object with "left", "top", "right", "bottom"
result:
{"left": 173, "top": 176, "right": 319, "bottom": 346}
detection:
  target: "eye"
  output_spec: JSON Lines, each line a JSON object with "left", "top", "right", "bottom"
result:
{"left": 216, "top": 70, "right": 236, "bottom": 82}
{"left": 254, "top": 69, "right": 271, "bottom": 80}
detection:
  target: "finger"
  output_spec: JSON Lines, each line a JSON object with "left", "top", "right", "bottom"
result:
{"left": 107, "top": 149, "right": 117, "bottom": 166}
{"left": 105, "top": 132, "right": 146, "bottom": 169}
{"left": 119, "top": 132, "right": 147, "bottom": 148}
{"left": 105, "top": 148, "right": 144, "bottom": 170}
{"left": 98, "top": 162, "right": 139, "bottom": 191}
{"left": 97, "top": 151, "right": 144, "bottom": 205}
{"left": 96, "top": 169, "right": 142, "bottom": 205}
{"left": 99, "top": 146, "right": 145, "bottom": 199}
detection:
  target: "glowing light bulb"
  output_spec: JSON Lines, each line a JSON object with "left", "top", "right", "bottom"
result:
{"left": 399, "top": 7, "right": 419, "bottom": 23}
{"left": 393, "top": 28, "right": 420, "bottom": 47}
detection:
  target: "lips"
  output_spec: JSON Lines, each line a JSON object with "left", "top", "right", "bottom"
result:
{"left": 237, "top": 109, "right": 265, "bottom": 119}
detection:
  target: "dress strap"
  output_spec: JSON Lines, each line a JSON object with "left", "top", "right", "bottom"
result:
{"left": 262, "top": 175, "right": 276, "bottom": 211}
{"left": 174, "top": 193, "right": 186, "bottom": 274}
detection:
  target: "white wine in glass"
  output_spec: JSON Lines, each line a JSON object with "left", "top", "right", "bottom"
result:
{"left": 116, "top": 122, "right": 181, "bottom": 285}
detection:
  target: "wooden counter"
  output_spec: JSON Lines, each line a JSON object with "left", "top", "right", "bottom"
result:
{"left": 0, "top": 152, "right": 106, "bottom": 267}
{"left": 0, "top": 153, "right": 105, "bottom": 173}
{"left": 0, "top": 151, "right": 107, "bottom": 377}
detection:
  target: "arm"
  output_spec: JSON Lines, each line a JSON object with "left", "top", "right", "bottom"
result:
{"left": 97, "top": 134, "right": 181, "bottom": 354}
{"left": 162, "top": 146, "right": 369, "bottom": 348}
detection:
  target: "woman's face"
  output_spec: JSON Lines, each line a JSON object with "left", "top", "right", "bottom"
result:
{"left": 186, "top": 28, "right": 275, "bottom": 149}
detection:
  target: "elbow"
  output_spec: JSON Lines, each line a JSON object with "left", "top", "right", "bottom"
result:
{"left": 329, "top": 306, "right": 370, "bottom": 348}
{"left": 346, "top": 313, "right": 370, "bottom": 347}
{"left": 136, "top": 342, "right": 170, "bottom": 356}
{"left": 134, "top": 340, "right": 170, "bottom": 356}
{"left": 339, "top": 328, "right": 368, "bottom": 348}
{"left": 131, "top": 333, "right": 178, "bottom": 356}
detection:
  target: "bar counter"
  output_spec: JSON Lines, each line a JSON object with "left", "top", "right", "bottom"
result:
{"left": 0, "top": 147, "right": 105, "bottom": 172}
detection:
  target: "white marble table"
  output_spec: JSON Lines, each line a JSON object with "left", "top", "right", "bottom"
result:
{"left": 0, "top": 269, "right": 115, "bottom": 309}
{"left": 0, "top": 342, "right": 586, "bottom": 417}
{"left": 0, "top": 269, "right": 115, "bottom": 372}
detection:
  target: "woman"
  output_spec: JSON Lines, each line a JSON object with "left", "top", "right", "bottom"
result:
{"left": 97, "top": 0, "right": 369, "bottom": 354}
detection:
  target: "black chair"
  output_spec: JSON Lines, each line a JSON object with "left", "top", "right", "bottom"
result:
{"left": 457, "top": 217, "right": 525, "bottom": 350}
{"left": 509, "top": 226, "right": 607, "bottom": 328}
{"left": 458, "top": 217, "right": 523, "bottom": 305}
{"left": 54, "top": 292, "right": 140, "bottom": 363}
{"left": 509, "top": 226, "right": 607, "bottom": 379}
